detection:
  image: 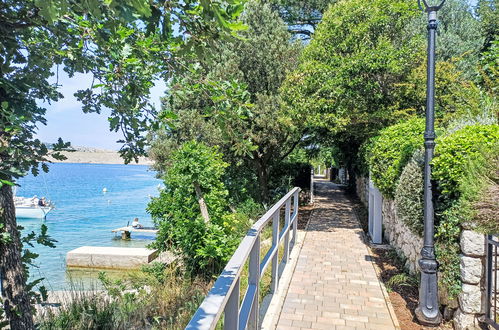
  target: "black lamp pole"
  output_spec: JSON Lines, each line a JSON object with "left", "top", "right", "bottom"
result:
{"left": 415, "top": 0, "right": 445, "bottom": 325}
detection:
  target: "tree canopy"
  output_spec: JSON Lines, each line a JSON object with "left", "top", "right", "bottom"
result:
{"left": 149, "top": 0, "right": 305, "bottom": 202}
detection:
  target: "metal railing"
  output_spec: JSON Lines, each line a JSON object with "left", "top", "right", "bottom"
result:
{"left": 485, "top": 234, "right": 499, "bottom": 329}
{"left": 186, "top": 187, "right": 301, "bottom": 330}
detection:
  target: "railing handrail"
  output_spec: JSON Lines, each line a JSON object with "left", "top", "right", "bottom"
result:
{"left": 186, "top": 187, "right": 301, "bottom": 330}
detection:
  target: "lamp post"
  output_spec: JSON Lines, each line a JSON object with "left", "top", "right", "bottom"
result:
{"left": 415, "top": 0, "right": 445, "bottom": 325}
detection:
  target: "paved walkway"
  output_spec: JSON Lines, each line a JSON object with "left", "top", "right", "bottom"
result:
{"left": 275, "top": 180, "right": 398, "bottom": 330}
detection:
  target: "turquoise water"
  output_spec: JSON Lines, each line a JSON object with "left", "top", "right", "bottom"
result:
{"left": 16, "top": 163, "right": 161, "bottom": 290}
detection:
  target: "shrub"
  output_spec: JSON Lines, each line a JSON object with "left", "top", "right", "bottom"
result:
{"left": 394, "top": 150, "right": 424, "bottom": 236}
{"left": 38, "top": 266, "right": 212, "bottom": 329}
{"left": 456, "top": 142, "right": 499, "bottom": 233}
{"left": 367, "top": 117, "right": 425, "bottom": 197}
{"left": 148, "top": 141, "right": 248, "bottom": 276}
{"left": 432, "top": 125, "right": 499, "bottom": 298}
{"left": 432, "top": 124, "right": 499, "bottom": 203}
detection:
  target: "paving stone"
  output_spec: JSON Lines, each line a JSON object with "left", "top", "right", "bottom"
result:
{"left": 275, "top": 180, "right": 396, "bottom": 329}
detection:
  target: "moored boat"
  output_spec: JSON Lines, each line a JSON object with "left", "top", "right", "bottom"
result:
{"left": 14, "top": 196, "right": 54, "bottom": 218}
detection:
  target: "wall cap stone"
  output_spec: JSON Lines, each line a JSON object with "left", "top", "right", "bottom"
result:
{"left": 460, "top": 230, "right": 486, "bottom": 257}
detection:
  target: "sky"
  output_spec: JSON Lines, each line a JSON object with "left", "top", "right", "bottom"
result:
{"left": 36, "top": 69, "right": 166, "bottom": 151}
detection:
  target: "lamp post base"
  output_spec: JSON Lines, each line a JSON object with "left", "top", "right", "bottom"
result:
{"left": 415, "top": 306, "right": 442, "bottom": 326}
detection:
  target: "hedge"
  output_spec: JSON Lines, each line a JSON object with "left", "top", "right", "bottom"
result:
{"left": 366, "top": 117, "right": 425, "bottom": 198}
{"left": 432, "top": 124, "right": 499, "bottom": 203}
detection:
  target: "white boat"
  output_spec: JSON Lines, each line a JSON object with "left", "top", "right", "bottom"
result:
{"left": 14, "top": 196, "right": 54, "bottom": 219}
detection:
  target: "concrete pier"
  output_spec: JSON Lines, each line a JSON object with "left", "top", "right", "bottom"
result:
{"left": 66, "top": 246, "right": 158, "bottom": 269}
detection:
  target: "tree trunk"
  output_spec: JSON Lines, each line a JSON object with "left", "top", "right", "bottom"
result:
{"left": 0, "top": 184, "right": 34, "bottom": 330}
{"left": 254, "top": 159, "right": 270, "bottom": 203}
{"left": 346, "top": 164, "right": 356, "bottom": 194}
{"left": 193, "top": 182, "right": 210, "bottom": 223}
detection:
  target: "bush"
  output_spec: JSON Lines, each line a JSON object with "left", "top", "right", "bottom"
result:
{"left": 366, "top": 118, "right": 425, "bottom": 197}
{"left": 432, "top": 124, "right": 499, "bottom": 203}
{"left": 148, "top": 141, "right": 249, "bottom": 276}
{"left": 455, "top": 142, "right": 499, "bottom": 233}
{"left": 394, "top": 150, "right": 424, "bottom": 236}
{"left": 432, "top": 125, "right": 499, "bottom": 298}
{"left": 38, "top": 266, "right": 212, "bottom": 329}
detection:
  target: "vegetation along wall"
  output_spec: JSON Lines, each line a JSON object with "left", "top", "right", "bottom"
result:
{"left": 358, "top": 120, "right": 499, "bottom": 329}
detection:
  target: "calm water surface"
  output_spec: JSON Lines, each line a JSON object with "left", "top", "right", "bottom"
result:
{"left": 16, "top": 163, "right": 161, "bottom": 290}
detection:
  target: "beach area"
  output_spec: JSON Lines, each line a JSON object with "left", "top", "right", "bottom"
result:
{"left": 48, "top": 147, "right": 154, "bottom": 166}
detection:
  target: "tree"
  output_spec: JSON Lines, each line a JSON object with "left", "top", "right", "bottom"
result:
{"left": 150, "top": 1, "right": 304, "bottom": 202}
{"left": 435, "top": 0, "right": 483, "bottom": 75}
{"left": 477, "top": 0, "right": 499, "bottom": 52}
{"left": 148, "top": 141, "right": 246, "bottom": 275}
{"left": 281, "top": 0, "right": 423, "bottom": 186}
{"left": 0, "top": 1, "right": 242, "bottom": 328}
{"left": 268, "top": 0, "right": 335, "bottom": 40}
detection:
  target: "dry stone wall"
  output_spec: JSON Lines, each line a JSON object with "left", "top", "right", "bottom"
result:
{"left": 356, "top": 177, "right": 422, "bottom": 273}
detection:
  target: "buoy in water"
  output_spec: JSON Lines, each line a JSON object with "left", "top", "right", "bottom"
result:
{"left": 102, "top": 188, "right": 108, "bottom": 193}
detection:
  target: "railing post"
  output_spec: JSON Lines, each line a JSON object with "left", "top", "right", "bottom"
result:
{"left": 271, "top": 212, "right": 280, "bottom": 293}
{"left": 248, "top": 236, "right": 260, "bottom": 329}
{"left": 292, "top": 190, "right": 299, "bottom": 244}
{"left": 283, "top": 199, "right": 291, "bottom": 264}
{"left": 310, "top": 168, "right": 314, "bottom": 204}
{"left": 224, "top": 278, "right": 240, "bottom": 330}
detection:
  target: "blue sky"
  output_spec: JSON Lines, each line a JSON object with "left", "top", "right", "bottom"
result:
{"left": 36, "top": 70, "right": 166, "bottom": 150}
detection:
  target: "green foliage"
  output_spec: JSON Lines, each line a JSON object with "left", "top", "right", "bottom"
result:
{"left": 38, "top": 265, "right": 211, "bottom": 329}
{"left": 281, "top": 0, "right": 424, "bottom": 179}
{"left": 141, "top": 262, "right": 168, "bottom": 284}
{"left": 366, "top": 118, "right": 425, "bottom": 198}
{"left": 394, "top": 60, "right": 487, "bottom": 124}
{"left": 436, "top": 0, "right": 484, "bottom": 75}
{"left": 148, "top": 141, "right": 248, "bottom": 276}
{"left": 435, "top": 239, "right": 462, "bottom": 298}
{"left": 150, "top": 0, "right": 304, "bottom": 202}
{"left": 477, "top": 0, "right": 499, "bottom": 52}
{"left": 394, "top": 151, "right": 424, "bottom": 236}
{"left": 432, "top": 124, "right": 499, "bottom": 201}
{"left": 269, "top": 0, "right": 334, "bottom": 40}
{"left": 385, "top": 273, "right": 418, "bottom": 293}
{"left": 454, "top": 143, "right": 499, "bottom": 233}
{"left": 432, "top": 126, "right": 499, "bottom": 298}
{"left": 479, "top": 40, "right": 499, "bottom": 93}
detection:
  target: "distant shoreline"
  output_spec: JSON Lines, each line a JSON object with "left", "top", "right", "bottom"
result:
{"left": 48, "top": 150, "right": 154, "bottom": 166}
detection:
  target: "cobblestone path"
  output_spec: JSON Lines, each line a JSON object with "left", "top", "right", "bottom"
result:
{"left": 275, "top": 179, "right": 398, "bottom": 330}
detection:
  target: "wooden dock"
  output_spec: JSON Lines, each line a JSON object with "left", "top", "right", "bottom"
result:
{"left": 111, "top": 226, "right": 158, "bottom": 239}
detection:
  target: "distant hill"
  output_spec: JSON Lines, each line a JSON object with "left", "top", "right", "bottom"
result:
{"left": 47, "top": 147, "right": 153, "bottom": 165}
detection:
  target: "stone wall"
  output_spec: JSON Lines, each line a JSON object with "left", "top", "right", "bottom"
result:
{"left": 355, "top": 177, "right": 422, "bottom": 274}
{"left": 382, "top": 199, "right": 423, "bottom": 274}
{"left": 356, "top": 176, "right": 369, "bottom": 206}
{"left": 356, "top": 176, "right": 490, "bottom": 329}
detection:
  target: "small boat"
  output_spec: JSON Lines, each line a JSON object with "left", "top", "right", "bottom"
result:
{"left": 14, "top": 196, "right": 54, "bottom": 219}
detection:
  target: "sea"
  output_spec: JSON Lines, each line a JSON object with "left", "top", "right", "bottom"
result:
{"left": 15, "top": 163, "right": 162, "bottom": 290}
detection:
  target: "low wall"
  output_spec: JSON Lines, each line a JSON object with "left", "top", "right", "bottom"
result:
{"left": 356, "top": 177, "right": 422, "bottom": 273}
{"left": 356, "top": 176, "right": 489, "bottom": 329}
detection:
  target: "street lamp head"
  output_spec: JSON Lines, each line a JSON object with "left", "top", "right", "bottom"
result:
{"left": 418, "top": 0, "right": 446, "bottom": 12}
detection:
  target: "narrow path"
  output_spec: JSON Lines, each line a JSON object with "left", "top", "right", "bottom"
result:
{"left": 275, "top": 180, "right": 398, "bottom": 330}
